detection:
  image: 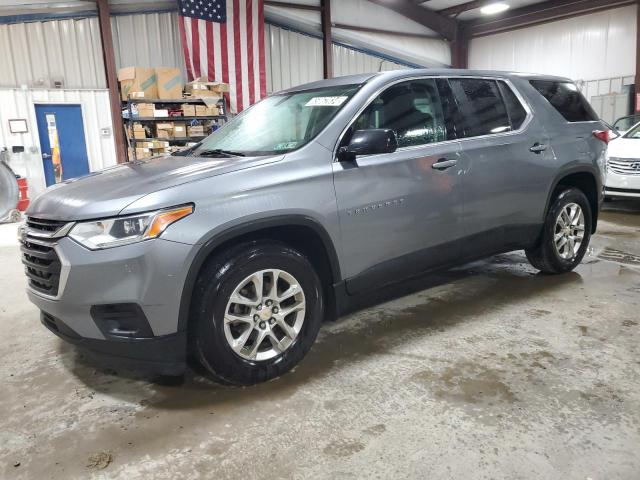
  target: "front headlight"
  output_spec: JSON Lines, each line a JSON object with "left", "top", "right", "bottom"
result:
{"left": 69, "top": 205, "right": 193, "bottom": 250}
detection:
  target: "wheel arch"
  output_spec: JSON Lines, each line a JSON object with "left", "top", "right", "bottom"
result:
{"left": 177, "top": 215, "right": 341, "bottom": 333}
{"left": 545, "top": 167, "right": 601, "bottom": 234}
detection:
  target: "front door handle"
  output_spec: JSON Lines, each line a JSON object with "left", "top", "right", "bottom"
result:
{"left": 530, "top": 143, "right": 548, "bottom": 154}
{"left": 42, "top": 153, "right": 52, "bottom": 159}
{"left": 432, "top": 158, "right": 458, "bottom": 170}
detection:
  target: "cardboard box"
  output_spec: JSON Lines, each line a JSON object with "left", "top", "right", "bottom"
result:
{"left": 195, "top": 105, "right": 208, "bottom": 117}
{"left": 187, "top": 125, "right": 205, "bottom": 137}
{"left": 156, "top": 67, "right": 183, "bottom": 99}
{"left": 154, "top": 109, "right": 169, "bottom": 118}
{"left": 181, "top": 104, "right": 196, "bottom": 117}
{"left": 156, "top": 122, "right": 174, "bottom": 139}
{"left": 173, "top": 122, "right": 187, "bottom": 138}
{"left": 206, "top": 105, "right": 220, "bottom": 116}
{"left": 151, "top": 140, "right": 170, "bottom": 149}
{"left": 118, "top": 67, "right": 158, "bottom": 101}
{"left": 135, "top": 147, "right": 151, "bottom": 158}
{"left": 136, "top": 103, "right": 155, "bottom": 118}
{"left": 185, "top": 76, "right": 229, "bottom": 98}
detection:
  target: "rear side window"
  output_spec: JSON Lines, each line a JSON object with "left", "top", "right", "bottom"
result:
{"left": 529, "top": 80, "right": 598, "bottom": 122}
{"left": 497, "top": 81, "right": 527, "bottom": 130}
{"left": 448, "top": 78, "right": 511, "bottom": 138}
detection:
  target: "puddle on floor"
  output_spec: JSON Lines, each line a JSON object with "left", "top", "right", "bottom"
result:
{"left": 597, "top": 247, "right": 640, "bottom": 267}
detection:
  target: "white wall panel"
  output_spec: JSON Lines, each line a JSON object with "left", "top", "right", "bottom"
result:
{"left": 0, "top": 89, "right": 116, "bottom": 198}
{"left": 0, "top": 17, "right": 106, "bottom": 89}
{"left": 266, "top": 24, "right": 413, "bottom": 93}
{"left": 469, "top": 5, "right": 637, "bottom": 82}
{"left": 332, "top": 43, "right": 409, "bottom": 77}
{"left": 265, "top": 24, "right": 324, "bottom": 93}
{"left": 111, "top": 12, "right": 186, "bottom": 76}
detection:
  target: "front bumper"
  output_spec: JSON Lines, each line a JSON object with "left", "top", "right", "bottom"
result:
{"left": 41, "top": 311, "right": 187, "bottom": 374}
{"left": 605, "top": 169, "right": 640, "bottom": 198}
{"left": 24, "top": 235, "right": 196, "bottom": 372}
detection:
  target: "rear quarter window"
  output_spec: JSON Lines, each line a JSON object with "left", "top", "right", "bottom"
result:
{"left": 529, "top": 80, "right": 598, "bottom": 122}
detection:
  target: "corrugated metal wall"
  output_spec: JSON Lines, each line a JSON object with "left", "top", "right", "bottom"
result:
{"left": 0, "top": 17, "right": 105, "bottom": 89}
{"left": 265, "top": 25, "right": 323, "bottom": 93}
{"left": 469, "top": 5, "right": 637, "bottom": 85}
{"left": 0, "top": 89, "right": 117, "bottom": 198}
{"left": 332, "top": 43, "right": 409, "bottom": 78}
{"left": 111, "top": 12, "right": 185, "bottom": 76}
{"left": 265, "top": 24, "right": 412, "bottom": 93}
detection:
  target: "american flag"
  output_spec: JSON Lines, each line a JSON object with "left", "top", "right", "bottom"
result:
{"left": 178, "top": 0, "right": 266, "bottom": 113}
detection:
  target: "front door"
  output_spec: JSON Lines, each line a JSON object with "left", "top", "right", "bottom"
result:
{"left": 35, "top": 104, "right": 90, "bottom": 186}
{"left": 333, "top": 78, "right": 464, "bottom": 294}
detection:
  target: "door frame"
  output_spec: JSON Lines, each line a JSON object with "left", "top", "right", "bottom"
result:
{"left": 31, "top": 100, "right": 93, "bottom": 191}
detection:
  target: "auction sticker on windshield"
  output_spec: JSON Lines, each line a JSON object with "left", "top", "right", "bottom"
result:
{"left": 305, "top": 96, "right": 348, "bottom": 107}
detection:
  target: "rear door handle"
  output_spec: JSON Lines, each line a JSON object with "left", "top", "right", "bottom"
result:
{"left": 530, "top": 143, "right": 548, "bottom": 154}
{"left": 432, "top": 158, "right": 458, "bottom": 170}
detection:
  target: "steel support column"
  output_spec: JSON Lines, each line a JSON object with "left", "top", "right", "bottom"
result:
{"left": 321, "top": 0, "right": 333, "bottom": 79}
{"left": 97, "top": 0, "right": 126, "bottom": 164}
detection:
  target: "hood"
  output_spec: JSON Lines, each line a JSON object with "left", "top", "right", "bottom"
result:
{"left": 608, "top": 137, "right": 640, "bottom": 159}
{"left": 27, "top": 154, "right": 282, "bottom": 221}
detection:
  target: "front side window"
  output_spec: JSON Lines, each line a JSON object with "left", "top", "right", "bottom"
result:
{"left": 347, "top": 79, "right": 448, "bottom": 149}
{"left": 191, "top": 84, "right": 361, "bottom": 156}
{"left": 449, "top": 78, "right": 511, "bottom": 138}
{"left": 529, "top": 80, "right": 598, "bottom": 123}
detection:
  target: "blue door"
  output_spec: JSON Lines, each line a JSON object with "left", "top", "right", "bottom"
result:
{"left": 35, "top": 104, "right": 90, "bottom": 186}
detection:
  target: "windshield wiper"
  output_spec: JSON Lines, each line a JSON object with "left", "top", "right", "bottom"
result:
{"left": 198, "top": 148, "right": 246, "bottom": 157}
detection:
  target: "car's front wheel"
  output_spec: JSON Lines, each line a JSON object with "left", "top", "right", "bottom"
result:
{"left": 191, "top": 241, "right": 323, "bottom": 385}
{"left": 525, "top": 187, "right": 592, "bottom": 274}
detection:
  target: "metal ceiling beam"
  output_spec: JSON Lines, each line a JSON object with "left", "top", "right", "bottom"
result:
{"left": 367, "top": 0, "right": 458, "bottom": 41}
{"left": 264, "top": 1, "right": 320, "bottom": 11}
{"left": 467, "top": 0, "right": 637, "bottom": 37}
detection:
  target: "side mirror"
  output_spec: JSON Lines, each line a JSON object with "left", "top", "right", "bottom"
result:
{"left": 338, "top": 129, "right": 398, "bottom": 162}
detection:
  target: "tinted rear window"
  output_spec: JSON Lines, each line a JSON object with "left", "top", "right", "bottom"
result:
{"left": 449, "top": 78, "right": 511, "bottom": 138}
{"left": 498, "top": 81, "right": 527, "bottom": 130}
{"left": 529, "top": 80, "right": 598, "bottom": 122}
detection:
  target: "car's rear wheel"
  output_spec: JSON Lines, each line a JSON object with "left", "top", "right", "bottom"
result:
{"left": 525, "top": 187, "right": 592, "bottom": 274}
{"left": 190, "top": 241, "right": 323, "bottom": 385}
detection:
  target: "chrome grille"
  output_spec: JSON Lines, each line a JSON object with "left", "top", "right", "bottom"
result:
{"left": 608, "top": 157, "right": 640, "bottom": 176}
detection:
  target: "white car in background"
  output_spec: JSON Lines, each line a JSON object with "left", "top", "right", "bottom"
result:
{"left": 605, "top": 121, "right": 640, "bottom": 199}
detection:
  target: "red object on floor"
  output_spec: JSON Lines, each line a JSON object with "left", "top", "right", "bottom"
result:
{"left": 17, "top": 177, "right": 29, "bottom": 211}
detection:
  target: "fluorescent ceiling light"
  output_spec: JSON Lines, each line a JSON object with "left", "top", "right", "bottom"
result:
{"left": 480, "top": 3, "right": 510, "bottom": 15}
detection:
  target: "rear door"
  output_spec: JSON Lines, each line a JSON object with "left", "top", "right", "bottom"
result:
{"left": 332, "top": 78, "right": 464, "bottom": 293}
{"left": 448, "top": 77, "right": 552, "bottom": 255}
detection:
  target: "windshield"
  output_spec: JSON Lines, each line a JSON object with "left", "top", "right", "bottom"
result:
{"left": 614, "top": 115, "right": 640, "bottom": 132}
{"left": 623, "top": 122, "right": 640, "bottom": 139}
{"left": 191, "top": 84, "right": 362, "bottom": 156}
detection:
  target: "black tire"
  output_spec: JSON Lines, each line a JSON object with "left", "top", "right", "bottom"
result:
{"left": 190, "top": 241, "right": 324, "bottom": 385}
{"left": 525, "top": 187, "right": 592, "bottom": 274}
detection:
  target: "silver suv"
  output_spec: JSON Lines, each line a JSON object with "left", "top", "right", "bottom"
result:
{"left": 21, "top": 70, "right": 607, "bottom": 384}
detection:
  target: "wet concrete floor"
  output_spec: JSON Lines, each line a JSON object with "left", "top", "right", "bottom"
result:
{"left": 1, "top": 199, "right": 640, "bottom": 479}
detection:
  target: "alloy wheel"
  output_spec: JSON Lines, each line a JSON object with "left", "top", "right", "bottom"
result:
{"left": 223, "top": 269, "right": 306, "bottom": 361}
{"left": 554, "top": 202, "right": 585, "bottom": 260}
